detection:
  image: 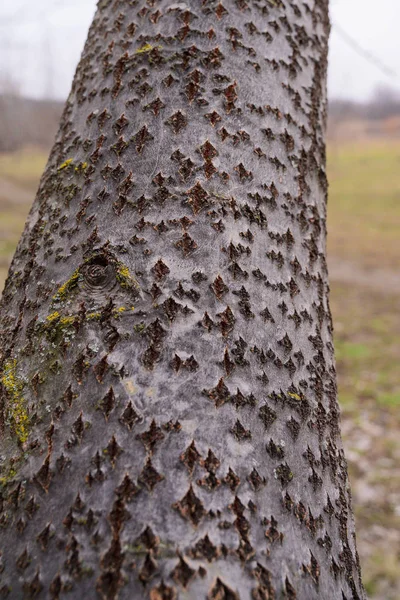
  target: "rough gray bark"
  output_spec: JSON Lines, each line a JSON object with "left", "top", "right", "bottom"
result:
{"left": 0, "top": 1, "right": 365, "bottom": 598}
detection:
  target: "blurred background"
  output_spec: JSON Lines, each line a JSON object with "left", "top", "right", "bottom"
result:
{"left": 0, "top": 1, "right": 399, "bottom": 597}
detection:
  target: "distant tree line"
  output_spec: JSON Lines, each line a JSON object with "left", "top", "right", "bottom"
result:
{"left": 0, "top": 94, "right": 62, "bottom": 152}
{"left": 329, "top": 84, "right": 400, "bottom": 122}
{"left": 1, "top": 84, "right": 400, "bottom": 153}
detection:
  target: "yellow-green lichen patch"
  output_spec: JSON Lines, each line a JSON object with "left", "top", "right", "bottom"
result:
{"left": 43, "top": 313, "right": 78, "bottom": 344}
{"left": 288, "top": 392, "right": 302, "bottom": 401}
{"left": 46, "top": 311, "right": 61, "bottom": 323}
{"left": 0, "top": 466, "right": 17, "bottom": 487}
{"left": 58, "top": 158, "right": 73, "bottom": 171}
{"left": 112, "top": 306, "right": 127, "bottom": 319}
{"left": 135, "top": 43, "right": 159, "bottom": 54}
{"left": 75, "top": 162, "right": 88, "bottom": 173}
{"left": 1, "top": 360, "right": 29, "bottom": 444}
{"left": 86, "top": 311, "right": 101, "bottom": 321}
{"left": 116, "top": 263, "right": 139, "bottom": 292}
{"left": 52, "top": 269, "right": 81, "bottom": 303}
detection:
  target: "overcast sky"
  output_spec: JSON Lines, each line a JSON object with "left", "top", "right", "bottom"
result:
{"left": 0, "top": 0, "right": 399, "bottom": 101}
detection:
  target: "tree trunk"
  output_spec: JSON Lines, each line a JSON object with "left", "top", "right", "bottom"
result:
{"left": 0, "top": 1, "right": 365, "bottom": 598}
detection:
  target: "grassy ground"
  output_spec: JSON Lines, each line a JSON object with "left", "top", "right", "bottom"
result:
{"left": 0, "top": 142, "right": 399, "bottom": 598}
{"left": 327, "top": 141, "right": 400, "bottom": 599}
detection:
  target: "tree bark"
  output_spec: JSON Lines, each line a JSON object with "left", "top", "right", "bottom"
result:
{"left": 0, "top": 0, "right": 365, "bottom": 598}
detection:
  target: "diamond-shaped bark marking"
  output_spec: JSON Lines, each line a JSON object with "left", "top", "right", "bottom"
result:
{"left": 94, "top": 356, "right": 109, "bottom": 383}
{"left": 203, "top": 378, "right": 230, "bottom": 408}
{"left": 309, "top": 468, "right": 323, "bottom": 491}
{"left": 119, "top": 401, "right": 141, "bottom": 430}
{"left": 285, "top": 578, "right": 296, "bottom": 599}
{"left": 258, "top": 405, "right": 277, "bottom": 429}
{"left": 152, "top": 258, "right": 170, "bottom": 280}
{"left": 173, "top": 485, "right": 206, "bottom": 527}
{"left": 108, "top": 498, "right": 131, "bottom": 536}
{"left": 266, "top": 439, "right": 285, "bottom": 459}
{"left": 202, "top": 449, "right": 220, "bottom": 473}
{"left": 179, "top": 157, "right": 195, "bottom": 181}
{"left": 71, "top": 413, "right": 84, "bottom": 443}
{"left": 231, "top": 389, "right": 256, "bottom": 409}
{"left": 99, "top": 387, "right": 116, "bottom": 421}
{"left": 252, "top": 563, "right": 275, "bottom": 598}
{"left": 200, "top": 140, "right": 218, "bottom": 160}
{"left": 25, "top": 496, "right": 39, "bottom": 519}
{"left": 190, "top": 535, "right": 219, "bottom": 562}
{"left": 247, "top": 468, "right": 266, "bottom": 491}
{"left": 139, "top": 552, "right": 158, "bottom": 584}
{"left": 236, "top": 536, "right": 255, "bottom": 562}
{"left": 72, "top": 491, "right": 83, "bottom": 512}
{"left": 260, "top": 306, "right": 274, "bottom": 322}
{"left": 223, "top": 82, "right": 237, "bottom": 112}
{"left": 153, "top": 171, "right": 165, "bottom": 186}
{"left": 197, "top": 471, "right": 221, "bottom": 491}
{"left": 138, "top": 420, "right": 165, "bottom": 453}
{"left": 204, "top": 161, "right": 217, "bottom": 179}
{"left": 211, "top": 275, "right": 229, "bottom": 300}
{"left": 115, "top": 474, "right": 139, "bottom": 502}
{"left": 163, "top": 73, "right": 176, "bottom": 87}
{"left": 34, "top": 457, "right": 52, "bottom": 493}
{"left": 286, "top": 417, "right": 300, "bottom": 440}
{"left": 208, "top": 578, "right": 240, "bottom": 600}
{"left": 96, "top": 567, "right": 124, "bottom": 600}
{"left": 185, "top": 80, "right": 200, "bottom": 102}
{"left": 145, "top": 97, "right": 166, "bottom": 116}
{"left": 264, "top": 515, "right": 283, "bottom": 544}
{"left": 166, "top": 110, "right": 187, "bottom": 134}
{"left": 113, "top": 113, "right": 129, "bottom": 135}
{"left": 171, "top": 556, "right": 196, "bottom": 589}
{"left": 205, "top": 111, "right": 222, "bottom": 127}
{"left": 230, "top": 495, "right": 245, "bottom": 518}
{"left": 235, "top": 162, "right": 253, "bottom": 181}
{"left": 274, "top": 463, "right": 293, "bottom": 486}
{"left": 254, "top": 147, "right": 266, "bottom": 158}
{"left": 230, "top": 420, "right": 252, "bottom": 442}
{"left": 98, "top": 108, "right": 111, "bottom": 129}
{"left": 187, "top": 181, "right": 209, "bottom": 214}
{"left": 221, "top": 349, "right": 235, "bottom": 375}
{"left": 171, "top": 353, "right": 198, "bottom": 372}
{"left": 118, "top": 171, "right": 134, "bottom": 196}
{"left": 215, "top": 2, "right": 228, "bottom": 19}
{"left": 180, "top": 441, "right": 202, "bottom": 475}
{"left": 105, "top": 436, "right": 122, "bottom": 467}
{"left": 49, "top": 575, "right": 62, "bottom": 598}
{"left": 302, "top": 552, "right": 320, "bottom": 585}
{"left": 149, "top": 582, "right": 177, "bottom": 600}
{"left": 278, "top": 333, "right": 293, "bottom": 353}
{"left": 36, "top": 523, "right": 52, "bottom": 551}
{"left": 9, "top": 481, "right": 24, "bottom": 510}
{"left": 111, "top": 136, "right": 129, "bottom": 156}
{"left": 23, "top": 571, "right": 43, "bottom": 599}
{"left": 134, "top": 125, "right": 154, "bottom": 154}
{"left": 139, "top": 458, "right": 165, "bottom": 491}
{"left": 135, "top": 526, "right": 160, "bottom": 552}
{"left": 217, "top": 306, "right": 236, "bottom": 337}
{"left": 16, "top": 548, "right": 31, "bottom": 571}
{"left": 175, "top": 232, "right": 198, "bottom": 256}
{"left": 224, "top": 468, "right": 240, "bottom": 492}
{"left": 163, "top": 297, "right": 183, "bottom": 321}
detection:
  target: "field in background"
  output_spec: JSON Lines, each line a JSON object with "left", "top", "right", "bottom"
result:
{"left": 0, "top": 140, "right": 399, "bottom": 598}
